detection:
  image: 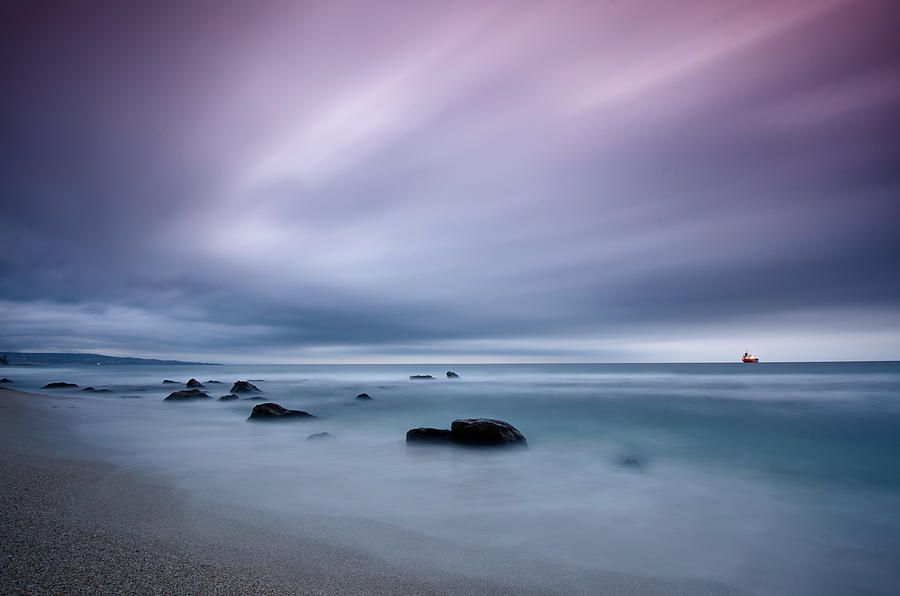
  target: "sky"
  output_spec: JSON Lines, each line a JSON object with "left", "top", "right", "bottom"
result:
{"left": 1, "top": 0, "right": 899, "bottom": 363}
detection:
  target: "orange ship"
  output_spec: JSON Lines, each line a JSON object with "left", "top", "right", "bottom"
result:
{"left": 742, "top": 351, "right": 759, "bottom": 363}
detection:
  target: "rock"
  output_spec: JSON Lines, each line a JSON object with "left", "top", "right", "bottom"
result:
{"left": 186, "top": 378, "right": 204, "bottom": 388}
{"left": 81, "top": 387, "right": 110, "bottom": 392}
{"left": 409, "top": 375, "right": 434, "bottom": 380}
{"left": 446, "top": 371, "right": 460, "bottom": 378}
{"left": 407, "top": 419, "right": 526, "bottom": 447}
{"left": 406, "top": 428, "right": 453, "bottom": 443}
{"left": 450, "top": 418, "right": 527, "bottom": 446}
{"left": 245, "top": 395, "right": 266, "bottom": 401}
{"left": 164, "top": 389, "right": 211, "bottom": 401}
{"left": 0, "top": 355, "right": 7, "bottom": 365}
{"left": 163, "top": 379, "right": 178, "bottom": 384}
{"left": 230, "top": 380, "right": 260, "bottom": 393}
{"left": 0, "top": 378, "right": 11, "bottom": 383}
{"left": 621, "top": 458, "right": 643, "bottom": 468}
{"left": 206, "top": 380, "right": 223, "bottom": 384}
{"left": 82, "top": 387, "right": 96, "bottom": 391}
{"left": 43, "top": 382, "right": 78, "bottom": 389}
{"left": 307, "top": 432, "right": 334, "bottom": 440}
{"left": 356, "top": 393, "right": 372, "bottom": 400}
{"left": 218, "top": 394, "right": 240, "bottom": 401}
{"left": 247, "top": 402, "right": 315, "bottom": 420}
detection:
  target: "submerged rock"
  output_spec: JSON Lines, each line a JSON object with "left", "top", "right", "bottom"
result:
{"left": 186, "top": 378, "right": 204, "bottom": 388}
{"left": 231, "top": 380, "right": 260, "bottom": 393}
{"left": 43, "top": 382, "right": 78, "bottom": 389}
{"left": 162, "top": 379, "right": 178, "bottom": 384}
{"left": 0, "top": 378, "right": 11, "bottom": 383}
{"left": 406, "top": 427, "right": 452, "bottom": 443}
{"left": 356, "top": 393, "right": 372, "bottom": 400}
{"left": 307, "top": 432, "right": 335, "bottom": 440}
{"left": 446, "top": 371, "right": 460, "bottom": 378}
{"left": 245, "top": 395, "right": 266, "bottom": 401}
{"left": 621, "top": 458, "right": 643, "bottom": 469}
{"left": 82, "top": 387, "right": 111, "bottom": 393}
{"left": 450, "top": 418, "right": 527, "bottom": 446}
{"left": 164, "top": 389, "right": 211, "bottom": 401}
{"left": 409, "top": 375, "right": 434, "bottom": 380}
{"left": 247, "top": 402, "right": 315, "bottom": 420}
{"left": 206, "top": 380, "right": 224, "bottom": 384}
{"left": 218, "top": 394, "right": 240, "bottom": 401}
{"left": 406, "top": 418, "right": 526, "bottom": 447}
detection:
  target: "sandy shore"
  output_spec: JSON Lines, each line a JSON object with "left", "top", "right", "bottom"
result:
{"left": 0, "top": 386, "right": 740, "bottom": 595}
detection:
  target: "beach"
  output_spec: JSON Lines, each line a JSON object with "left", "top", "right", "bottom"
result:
{"left": 0, "top": 385, "right": 738, "bottom": 595}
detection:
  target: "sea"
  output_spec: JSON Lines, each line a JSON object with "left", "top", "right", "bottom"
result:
{"left": 6, "top": 362, "right": 900, "bottom": 595}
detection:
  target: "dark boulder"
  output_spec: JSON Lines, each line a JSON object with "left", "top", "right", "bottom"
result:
{"left": 218, "top": 394, "right": 240, "bottom": 401}
{"left": 43, "top": 382, "right": 78, "bottom": 389}
{"left": 231, "top": 380, "right": 260, "bottom": 393}
{"left": 186, "top": 378, "right": 204, "bottom": 388}
{"left": 356, "top": 393, "right": 372, "bottom": 400}
{"left": 406, "top": 419, "right": 526, "bottom": 447}
{"left": 247, "top": 402, "right": 315, "bottom": 420}
{"left": 409, "top": 375, "right": 434, "bottom": 380}
{"left": 406, "top": 428, "right": 452, "bottom": 443}
{"left": 162, "top": 379, "right": 178, "bottom": 384}
{"left": 307, "top": 432, "right": 335, "bottom": 440}
{"left": 0, "top": 378, "right": 11, "bottom": 383}
{"left": 450, "top": 418, "right": 526, "bottom": 446}
{"left": 446, "top": 371, "right": 460, "bottom": 378}
{"left": 164, "top": 389, "right": 211, "bottom": 401}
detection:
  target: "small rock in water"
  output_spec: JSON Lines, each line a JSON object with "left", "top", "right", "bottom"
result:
{"left": 409, "top": 375, "right": 434, "bottom": 380}
{"left": 82, "top": 387, "right": 97, "bottom": 392}
{"left": 621, "top": 458, "right": 643, "bottom": 468}
{"left": 218, "top": 394, "right": 240, "bottom": 401}
{"left": 206, "top": 380, "right": 223, "bottom": 384}
{"left": 406, "top": 428, "right": 453, "bottom": 443}
{"left": 446, "top": 371, "right": 460, "bottom": 378}
{"left": 164, "top": 389, "right": 211, "bottom": 401}
{"left": 0, "top": 378, "right": 11, "bottom": 383}
{"left": 186, "top": 378, "right": 204, "bottom": 388}
{"left": 307, "top": 432, "right": 334, "bottom": 440}
{"left": 248, "top": 402, "right": 315, "bottom": 420}
{"left": 356, "top": 393, "right": 372, "bottom": 400}
{"left": 43, "top": 382, "right": 78, "bottom": 389}
{"left": 245, "top": 395, "right": 266, "bottom": 401}
{"left": 231, "top": 380, "right": 260, "bottom": 393}
{"left": 162, "top": 379, "right": 178, "bottom": 384}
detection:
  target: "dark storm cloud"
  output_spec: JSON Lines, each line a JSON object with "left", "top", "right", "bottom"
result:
{"left": 1, "top": 0, "right": 899, "bottom": 361}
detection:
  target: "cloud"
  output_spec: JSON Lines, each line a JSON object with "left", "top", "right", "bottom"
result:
{"left": 1, "top": 0, "right": 899, "bottom": 361}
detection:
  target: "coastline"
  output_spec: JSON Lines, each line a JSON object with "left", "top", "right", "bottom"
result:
{"left": 0, "top": 387, "right": 741, "bottom": 595}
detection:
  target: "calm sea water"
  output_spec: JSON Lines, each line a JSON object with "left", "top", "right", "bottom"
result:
{"left": 8, "top": 362, "right": 900, "bottom": 594}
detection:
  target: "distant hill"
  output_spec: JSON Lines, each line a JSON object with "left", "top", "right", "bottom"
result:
{"left": 0, "top": 352, "right": 218, "bottom": 366}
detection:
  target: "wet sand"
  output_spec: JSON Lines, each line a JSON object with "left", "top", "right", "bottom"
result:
{"left": 0, "top": 387, "right": 739, "bottom": 595}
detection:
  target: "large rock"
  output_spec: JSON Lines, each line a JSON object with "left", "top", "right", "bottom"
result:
{"left": 0, "top": 378, "right": 11, "bottom": 383}
{"left": 164, "top": 389, "right": 211, "bottom": 401}
{"left": 247, "top": 402, "right": 315, "bottom": 420}
{"left": 451, "top": 418, "right": 527, "bottom": 446}
{"left": 406, "top": 418, "right": 526, "bottom": 447}
{"left": 446, "top": 371, "right": 460, "bottom": 378}
{"left": 406, "top": 428, "right": 452, "bottom": 443}
{"left": 43, "top": 382, "right": 78, "bottom": 389}
{"left": 356, "top": 392, "right": 372, "bottom": 400}
{"left": 186, "top": 378, "right": 204, "bottom": 388}
{"left": 409, "top": 375, "right": 434, "bottom": 380}
{"left": 218, "top": 394, "right": 240, "bottom": 401}
{"left": 231, "top": 380, "right": 260, "bottom": 393}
